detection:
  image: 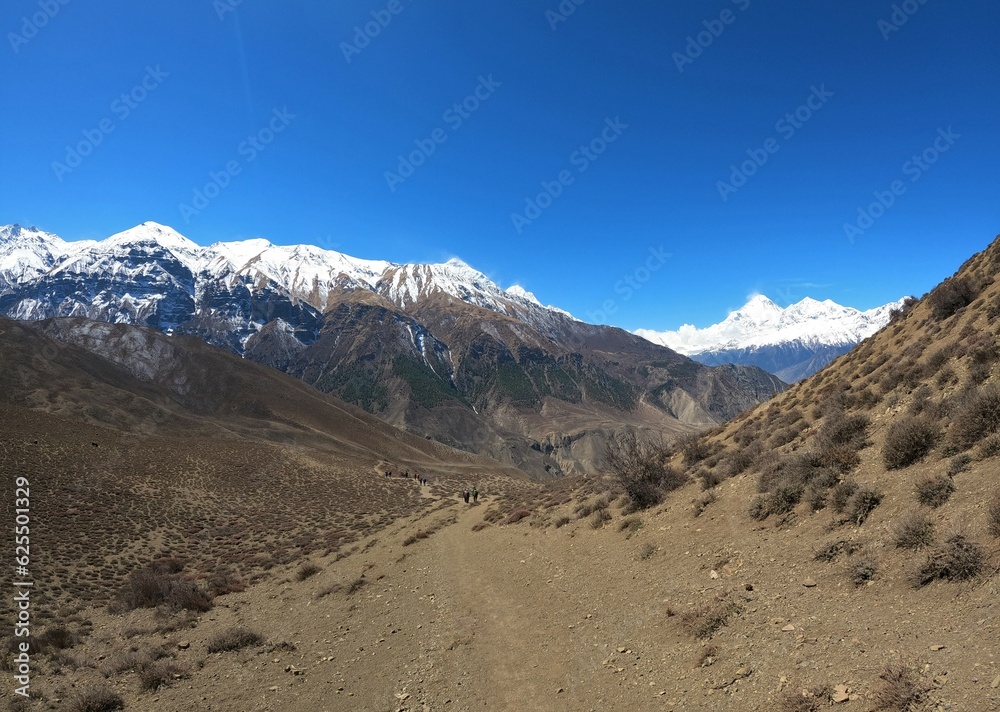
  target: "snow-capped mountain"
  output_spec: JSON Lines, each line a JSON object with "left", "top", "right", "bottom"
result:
{"left": 0, "top": 221, "right": 787, "bottom": 477}
{"left": 635, "top": 294, "right": 910, "bottom": 382}
{"left": 0, "top": 221, "right": 571, "bottom": 347}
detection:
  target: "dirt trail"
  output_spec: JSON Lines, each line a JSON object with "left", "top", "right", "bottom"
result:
{"left": 420, "top": 500, "right": 577, "bottom": 710}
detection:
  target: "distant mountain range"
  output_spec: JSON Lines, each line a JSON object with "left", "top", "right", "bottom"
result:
{"left": 0, "top": 222, "right": 786, "bottom": 477}
{"left": 635, "top": 294, "right": 910, "bottom": 382}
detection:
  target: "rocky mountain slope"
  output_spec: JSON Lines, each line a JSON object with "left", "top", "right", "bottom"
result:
{"left": 0, "top": 222, "right": 786, "bottom": 476}
{"left": 1, "top": 236, "right": 997, "bottom": 712}
{"left": 636, "top": 294, "right": 909, "bottom": 382}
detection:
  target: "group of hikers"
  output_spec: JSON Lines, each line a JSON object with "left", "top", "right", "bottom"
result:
{"left": 383, "top": 469, "right": 429, "bottom": 486}
{"left": 382, "top": 467, "right": 479, "bottom": 503}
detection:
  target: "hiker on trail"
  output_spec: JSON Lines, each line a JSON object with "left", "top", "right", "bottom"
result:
{"left": 463, "top": 488, "right": 470, "bottom": 503}
{"left": 472, "top": 487, "right": 479, "bottom": 503}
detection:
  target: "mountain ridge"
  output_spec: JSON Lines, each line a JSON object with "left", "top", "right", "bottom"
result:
{"left": 635, "top": 293, "right": 910, "bottom": 382}
{"left": 0, "top": 221, "right": 786, "bottom": 477}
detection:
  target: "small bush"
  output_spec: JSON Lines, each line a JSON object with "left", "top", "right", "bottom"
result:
{"left": 850, "top": 556, "right": 878, "bottom": 586}
{"left": 296, "top": 563, "right": 321, "bottom": 581}
{"left": 69, "top": 687, "right": 124, "bottom": 712}
{"left": 911, "top": 534, "right": 986, "bottom": 586}
{"left": 503, "top": 509, "right": 532, "bottom": 525}
{"left": 928, "top": 275, "right": 977, "bottom": 320}
{"left": 947, "top": 453, "right": 972, "bottom": 476}
{"left": 590, "top": 509, "right": 612, "bottom": 529}
{"left": 872, "top": 661, "right": 927, "bottom": 711}
{"left": 638, "top": 542, "right": 656, "bottom": 560}
{"left": 950, "top": 384, "right": 1000, "bottom": 450}
{"left": 915, "top": 475, "right": 955, "bottom": 508}
{"left": 677, "top": 433, "right": 713, "bottom": 465}
{"left": 882, "top": 416, "right": 939, "bottom": 470}
{"left": 680, "top": 595, "right": 741, "bottom": 639}
{"left": 138, "top": 659, "right": 186, "bottom": 691}
{"left": 692, "top": 491, "right": 716, "bottom": 517}
{"left": 814, "top": 539, "right": 862, "bottom": 562}
{"left": 604, "top": 431, "right": 687, "bottom": 510}
{"left": 845, "top": 487, "right": 882, "bottom": 525}
{"left": 34, "top": 625, "right": 79, "bottom": 654}
{"left": 830, "top": 480, "right": 859, "bottom": 514}
{"left": 894, "top": 513, "right": 935, "bottom": 549}
{"left": 977, "top": 434, "right": 1000, "bottom": 460}
{"left": 207, "top": 627, "right": 263, "bottom": 653}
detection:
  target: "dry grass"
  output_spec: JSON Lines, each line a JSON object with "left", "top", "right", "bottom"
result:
{"left": 914, "top": 475, "right": 955, "bottom": 508}
{"left": 910, "top": 534, "right": 986, "bottom": 586}
{"left": 207, "top": 627, "right": 263, "bottom": 653}
{"left": 871, "top": 660, "right": 927, "bottom": 711}
{"left": 296, "top": 562, "right": 321, "bottom": 581}
{"left": 883, "top": 416, "right": 939, "bottom": 470}
{"left": 68, "top": 687, "right": 124, "bottom": 712}
{"left": 894, "top": 512, "right": 935, "bottom": 550}
{"left": 137, "top": 659, "right": 187, "bottom": 691}
{"left": 680, "top": 594, "right": 741, "bottom": 639}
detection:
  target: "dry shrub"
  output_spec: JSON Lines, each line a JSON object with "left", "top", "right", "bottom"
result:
{"left": 676, "top": 432, "right": 713, "bottom": 465}
{"left": 845, "top": 487, "right": 882, "bottom": 525}
{"left": 882, "top": 416, "right": 939, "bottom": 470}
{"left": 814, "top": 539, "right": 861, "bottom": 562}
{"left": 68, "top": 687, "right": 124, "bottom": 712}
{"left": 137, "top": 659, "right": 186, "bottom": 691}
{"left": 692, "top": 491, "right": 716, "bottom": 517}
{"left": 207, "top": 627, "right": 263, "bottom": 653}
{"left": 946, "top": 453, "right": 972, "bottom": 476}
{"left": 296, "top": 562, "right": 321, "bottom": 581}
{"left": 604, "top": 431, "right": 687, "bottom": 509}
{"left": 553, "top": 516, "right": 571, "bottom": 528}
{"left": 850, "top": 556, "right": 878, "bottom": 586}
{"left": 206, "top": 568, "right": 246, "bottom": 597}
{"left": 346, "top": 574, "right": 367, "bottom": 596}
{"left": 33, "top": 625, "right": 79, "bottom": 654}
{"left": 950, "top": 384, "right": 1000, "bottom": 450}
{"left": 914, "top": 475, "right": 955, "bottom": 508}
{"left": 830, "top": 480, "right": 859, "bottom": 513}
{"left": 894, "top": 512, "right": 935, "bottom": 549}
{"left": 680, "top": 594, "right": 741, "bottom": 639}
{"left": 928, "top": 275, "right": 977, "bottom": 320}
{"left": 502, "top": 509, "right": 532, "bottom": 525}
{"left": 818, "top": 411, "right": 870, "bottom": 449}
{"left": 778, "top": 688, "right": 830, "bottom": 712}
{"left": 911, "top": 534, "right": 986, "bottom": 586}
{"left": 590, "top": 509, "right": 612, "bottom": 529}
{"left": 110, "top": 561, "right": 213, "bottom": 614}
{"left": 637, "top": 542, "right": 656, "bottom": 560}
{"left": 872, "top": 661, "right": 927, "bottom": 711}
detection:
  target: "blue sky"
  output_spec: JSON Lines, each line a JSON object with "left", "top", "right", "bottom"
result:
{"left": 2, "top": 1, "right": 998, "bottom": 331}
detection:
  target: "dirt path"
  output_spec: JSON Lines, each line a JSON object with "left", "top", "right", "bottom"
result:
{"left": 421, "top": 500, "right": 575, "bottom": 710}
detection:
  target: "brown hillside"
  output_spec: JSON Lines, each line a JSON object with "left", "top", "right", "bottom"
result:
{"left": 2, "top": 237, "right": 999, "bottom": 711}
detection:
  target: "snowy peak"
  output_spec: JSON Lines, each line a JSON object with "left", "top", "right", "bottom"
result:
{"left": 0, "top": 223, "right": 573, "bottom": 325}
{"left": 635, "top": 295, "right": 911, "bottom": 355}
